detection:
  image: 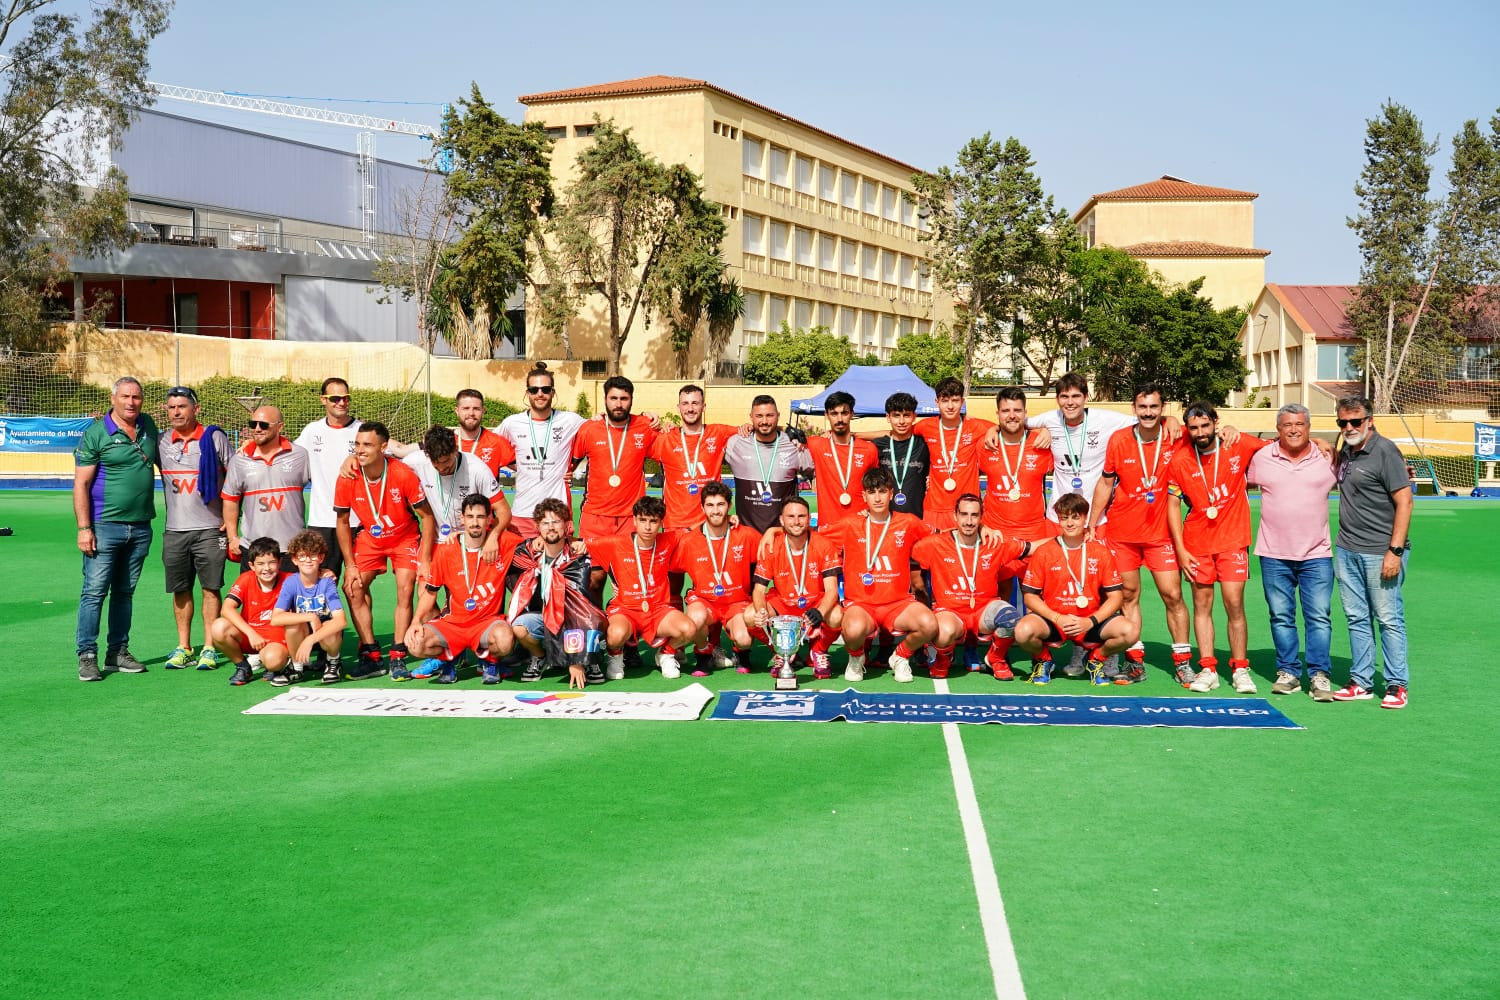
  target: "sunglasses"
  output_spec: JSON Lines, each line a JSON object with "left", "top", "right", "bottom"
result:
{"left": 526, "top": 386, "right": 555, "bottom": 395}
{"left": 323, "top": 394, "right": 350, "bottom": 404}
{"left": 1336, "top": 416, "right": 1368, "bottom": 429}
{"left": 246, "top": 419, "right": 275, "bottom": 430}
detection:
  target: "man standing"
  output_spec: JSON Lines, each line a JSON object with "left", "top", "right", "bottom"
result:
{"left": 650, "top": 384, "right": 738, "bottom": 533}
{"left": 388, "top": 388, "right": 514, "bottom": 478}
{"left": 73, "top": 376, "right": 159, "bottom": 681}
{"left": 1248, "top": 404, "right": 1338, "bottom": 702}
{"left": 294, "top": 377, "right": 362, "bottom": 577}
{"left": 871, "top": 392, "right": 931, "bottom": 519}
{"left": 496, "top": 363, "right": 587, "bottom": 539}
{"left": 805, "top": 391, "right": 879, "bottom": 529}
{"left": 1089, "top": 384, "right": 1191, "bottom": 685}
{"left": 980, "top": 386, "right": 1056, "bottom": 599}
{"left": 400, "top": 425, "right": 510, "bottom": 554}
{"left": 1329, "top": 395, "right": 1413, "bottom": 709}
{"left": 746, "top": 497, "right": 842, "bottom": 679}
{"left": 158, "top": 386, "right": 233, "bottom": 671}
{"left": 914, "top": 377, "right": 994, "bottom": 530}
{"left": 1028, "top": 373, "right": 1138, "bottom": 518}
{"left": 571, "top": 375, "right": 660, "bottom": 606}
{"left": 222, "top": 406, "right": 310, "bottom": 572}
{"left": 1166, "top": 402, "right": 1268, "bottom": 694}
{"left": 723, "top": 395, "right": 812, "bottom": 533}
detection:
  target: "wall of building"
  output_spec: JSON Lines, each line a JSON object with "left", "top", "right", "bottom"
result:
{"left": 1090, "top": 200, "right": 1256, "bottom": 248}
{"left": 1140, "top": 255, "right": 1265, "bottom": 310}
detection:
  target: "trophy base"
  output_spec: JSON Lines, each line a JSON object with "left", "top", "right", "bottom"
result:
{"left": 774, "top": 672, "right": 800, "bottom": 690}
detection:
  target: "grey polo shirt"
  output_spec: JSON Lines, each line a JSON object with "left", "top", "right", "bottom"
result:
{"left": 723, "top": 431, "right": 813, "bottom": 533}
{"left": 1335, "top": 432, "right": 1411, "bottom": 554}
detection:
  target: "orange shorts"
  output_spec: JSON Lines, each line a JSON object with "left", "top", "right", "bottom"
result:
{"left": 234, "top": 626, "right": 286, "bottom": 651}
{"left": 934, "top": 604, "right": 985, "bottom": 640}
{"left": 844, "top": 598, "right": 922, "bottom": 634}
{"left": 1187, "top": 548, "right": 1249, "bottom": 585}
{"left": 767, "top": 593, "right": 820, "bottom": 618}
{"left": 580, "top": 511, "right": 632, "bottom": 538}
{"left": 1108, "top": 537, "right": 1179, "bottom": 574}
{"left": 353, "top": 534, "right": 420, "bottom": 576}
{"left": 425, "top": 615, "right": 508, "bottom": 656}
{"left": 685, "top": 592, "right": 749, "bottom": 626}
{"left": 606, "top": 602, "right": 676, "bottom": 647}
{"left": 509, "top": 516, "right": 539, "bottom": 540}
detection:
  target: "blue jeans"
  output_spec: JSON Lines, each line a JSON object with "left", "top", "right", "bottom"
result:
{"left": 1259, "top": 556, "right": 1333, "bottom": 677}
{"left": 1334, "top": 546, "right": 1409, "bottom": 690}
{"left": 76, "top": 521, "right": 154, "bottom": 657}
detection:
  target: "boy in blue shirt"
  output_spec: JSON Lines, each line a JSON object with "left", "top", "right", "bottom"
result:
{"left": 271, "top": 530, "right": 348, "bottom": 685}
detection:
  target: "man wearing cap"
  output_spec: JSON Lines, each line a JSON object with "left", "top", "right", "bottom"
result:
{"left": 158, "top": 386, "right": 234, "bottom": 671}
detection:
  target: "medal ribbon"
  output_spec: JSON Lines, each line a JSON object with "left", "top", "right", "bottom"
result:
{"left": 702, "top": 524, "right": 730, "bottom": 588}
{"left": 1134, "top": 428, "right": 1163, "bottom": 491}
{"left": 459, "top": 539, "right": 481, "bottom": 595}
{"left": 1060, "top": 540, "right": 1091, "bottom": 603}
{"left": 433, "top": 454, "right": 458, "bottom": 529}
{"left": 1193, "top": 443, "right": 1223, "bottom": 505}
{"left": 528, "top": 413, "right": 554, "bottom": 467}
{"left": 996, "top": 436, "right": 1022, "bottom": 490}
{"left": 753, "top": 435, "right": 782, "bottom": 495}
{"left": 830, "top": 435, "right": 855, "bottom": 492}
{"left": 784, "top": 535, "right": 811, "bottom": 600}
{"left": 937, "top": 418, "right": 963, "bottom": 475}
{"left": 887, "top": 436, "right": 914, "bottom": 494}
{"left": 604, "top": 419, "right": 628, "bottom": 479}
{"left": 863, "top": 514, "right": 895, "bottom": 576}
{"left": 360, "top": 461, "right": 388, "bottom": 529}
{"left": 633, "top": 537, "right": 656, "bottom": 598}
{"left": 954, "top": 532, "right": 980, "bottom": 595}
{"left": 679, "top": 427, "right": 705, "bottom": 480}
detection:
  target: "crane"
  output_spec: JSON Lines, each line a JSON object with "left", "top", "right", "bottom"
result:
{"left": 147, "top": 83, "right": 447, "bottom": 243}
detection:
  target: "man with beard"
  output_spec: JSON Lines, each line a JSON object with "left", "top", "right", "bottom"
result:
{"left": 746, "top": 497, "right": 842, "bottom": 679}
{"left": 496, "top": 364, "right": 588, "bottom": 539}
{"left": 222, "top": 405, "right": 310, "bottom": 574}
{"left": 399, "top": 425, "right": 511, "bottom": 554}
{"left": 673, "top": 482, "right": 761, "bottom": 676}
{"left": 509, "top": 498, "right": 607, "bottom": 687}
{"left": 804, "top": 391, "right": 878, "bottom": 529}
{"left": 723, "top": 395, "right": 813, "bottom": 533}
{"left": 388, "top": 389, "right": 514, "bottom": 478}
{"left": 294, "top": 377, "right": 363, "bottom": 578}
{"left": 571, "top": 375, "right": 660, "bottom": 606}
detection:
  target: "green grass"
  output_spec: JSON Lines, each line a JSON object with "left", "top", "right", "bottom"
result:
{"left": 1, "top": 490, "right": 1497, "bottom": 998}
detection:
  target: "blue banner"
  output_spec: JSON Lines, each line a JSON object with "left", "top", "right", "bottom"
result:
{"left": 710, "top": 689, "right": 1302, "bottom": 730}
{"left": 0, "top": 416, "right": 94, "bottom": 452}
{"left": 1477, "top": 423, "right": 1499, "bottom": 462}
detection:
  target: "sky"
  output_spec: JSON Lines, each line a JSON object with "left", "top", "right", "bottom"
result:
{"left": 130, "top": 0, "right": 1500, "bottom": 285}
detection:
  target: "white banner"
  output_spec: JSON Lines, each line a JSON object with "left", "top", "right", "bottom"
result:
{"left": 242, "top": 684, "right": 714, "bottom": 722}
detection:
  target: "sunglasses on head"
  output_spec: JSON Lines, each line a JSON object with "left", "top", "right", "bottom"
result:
{"left": 526, "top": 385, "right": 554, "bottom": 395}
{"left": 323, "top": 394, "right": 350, "bottom": 404}
{"left": 246, "top": 419, "right": 274, "bottom": 430}
{"left": 1336, "top": 416, "right": 1368, "bottom": 429}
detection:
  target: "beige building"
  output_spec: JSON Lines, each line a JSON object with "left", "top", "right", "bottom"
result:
{"left": 518, "top": 75, "right": 944, "bottom": 379}
{"left": 1073, "top": 175, "right": 1268, "bottom": 310}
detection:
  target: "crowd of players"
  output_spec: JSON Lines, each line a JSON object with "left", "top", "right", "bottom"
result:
{"left": 72, "top": 365, "right": 1416, "bottom": 707}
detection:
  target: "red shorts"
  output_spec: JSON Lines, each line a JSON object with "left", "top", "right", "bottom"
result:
{"left": 844, "top": 598, "right": 921, "bottom": 634}
{"left": 234, "top": 626, "right": 287, "bottom": 651}
{"left": 353, "top": 534, "right": 420, "bottom": 576}
{"left": 767, "top": 593, "right": 820, "bottom": 618}
{"left": 685, "top": 592, "right": 749, "bottom": 626}
{"left": 1108, "top": 537, "right": 1179, "bottom": 574}
{"left": 1187, "top": 548, "right": 1249, "bottom": 585}
{"left": 425, "top": 615, "right": 507, "bottom": 656}
{"left": 606, "top": 602, "right": 675, "bottom": 647}
{"left": 580, "top": 512, "right": 632, "bottom": 538}
{"left": 934, "top": 604, "right": 985, "bottom": 640}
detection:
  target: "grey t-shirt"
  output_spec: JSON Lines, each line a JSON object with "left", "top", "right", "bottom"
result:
{"left": 159, "top": 425, "right": 232, "bottom": 532}
{"left": 723, "top": 432, "right": 814, "bottom": 533}
{"left": 1335, "top": 432, "right": 1410, "bottom": 554}
{"left": 222, "top": 441, "right": 311, "bottom": 548}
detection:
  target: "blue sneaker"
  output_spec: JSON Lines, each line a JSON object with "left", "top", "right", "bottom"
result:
{"left": 1028, "top": 661, "right": 1053, "bottom": 685}
{"left": 436, "top": 661, "right": 459, "bottom": 684}
{"left": 480, "top": 660, "right": 501, "bottom": 685}
{"left": 1087, "top": 658, "right": 1112, "bottom": 686}
{"left": 411, "top": 658, "right": 444, "bottom": 679}
{"left": 389, "top": 663, "right": 412, "bottom": 682}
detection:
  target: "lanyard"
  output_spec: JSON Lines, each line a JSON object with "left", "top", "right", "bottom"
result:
{"left": 458, "top": 541, "right": 481, "bottom": 593}
{"left": 954, "top": 532, "right": 980, "bottom": 590}
{"left": 995, "top": 436, "right": 1022, "bottom": 487}
{"left": 604, "top": 419, "right": 628, "bottom": 477}
{"left": 360, "top": 461, "right": 388, "bottom": 525}
{"left": 863, "top": 514, "right": 894, "bottom": 573}
{"left": 937, "top": 419, "right": 963, "bottom": 473}
{"left": 784, "top": 535, "right": 811, "bottom": 598}
{"left": 1194, "top": 443, "right": 1223, "bottom": 497}
{"left": 1134, "top": 428, "right": 1163, "bottom": 487}
{"left": 1061, "top": 412, "right": 1088, "bottom": 472}
{"left": 829, "top": 435, "right": 856, "bottom": 490}
{"left": 528, "top": 414, "right": 554, "bottom": 467}
{"left": 887, "top": 436, "right": 914, "bottom": 492}
{"left": 1061, "top": 540, "right": 1090, "bottom": 597}
{"left": 753, "top": 435, "right": 782, "bottom": 490}
{"left": 433, "top": 454, "right": 459, "bottom": 526}
{"left": 679, "top": 427, "right": 705, "bottom": 478}
{"left": 702, "top": 524, "right": 730, "bottom": 584}
{"left": 458, "top": 428, "right": 482, "bottom": 455}
{"left": 633, "top": 537, "right": 656, "bottom": 595}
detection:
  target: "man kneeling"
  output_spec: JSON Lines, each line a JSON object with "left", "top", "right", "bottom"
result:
{"left": 1014, "top": 494, "right": 1139, "bottom": 684}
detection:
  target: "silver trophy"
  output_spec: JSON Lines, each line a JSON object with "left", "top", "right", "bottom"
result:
{"left": 769, "top": 615, "right": 807, "bottom": 690}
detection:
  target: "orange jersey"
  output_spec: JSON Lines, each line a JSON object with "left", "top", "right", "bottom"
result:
{"left": 227, "top": 570, "right": 292, "bottom": 636}
{"left": 332, "top": 458, "right": 427, "bottom": 543}
{"left": 426, "top": 533, "right": 520, "bottom": 627}
{"left": 913, "top": 531, "right": 1027, "bottom": 613}
{"left": 915, "top": 417, "right": 995, "bottom": 517}
{"left": 1167, "top": 436, "right": 1269, "bottom": 554}
{"left": 752, "top": 531, "right": 841, "bottom": 608}
{"left": 1099, "top": 427, "right": 1179, "bottom": 543}
{"left": 804, "top": 435, "right": 880, "bottom": 527}
{"left": 672, "top": 524, "right": 762, "bottom": 603}
{"left": 572, "top": 416, "right": 660, "bottom": 516}
{"left": 589, "top": 531, "right": 679, "bottom": 611}
{"left": 456, "top": 428, "right": 515, "bottom": 478}
{"left": 650, "top": 424, "right": 738, "bottom": 529}
{"left": 1022, "top": 538, "right": 1122, "bottom": 618}
{"left": 978, "top": 438, "right": 1054, "bottom": 538}
{"left": 823, "top": 511, "right": 933, "bottom": 605}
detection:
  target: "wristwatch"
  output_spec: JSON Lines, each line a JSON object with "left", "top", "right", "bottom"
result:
{"left": 1388, "top": 544, "right": 1407, "bottom": 556}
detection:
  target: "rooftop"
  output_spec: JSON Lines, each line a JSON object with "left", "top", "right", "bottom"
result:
{"left": 1122, "top": 240, "right": 1270, "bottom": 258}
{"left": 1074, "top": 174, "right": 1258, "bottom": 221}
{"left": 1267, "top": 284, "right": 1358, "bottom": 340}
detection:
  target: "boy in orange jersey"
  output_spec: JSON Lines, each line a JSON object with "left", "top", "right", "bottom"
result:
{"left": 913, "top": 377, "right": 995, "bottom": 530}
{"left": 673, "top": 482, "right": 761, "bottom": 676}
{"left": 913, "top": 494, "right": 1032, "bottom": 680}
{"left": 1166, "top": 401, "right": 1269, "bottom": 694}
{"left": 746, "top": 496, "right": 843, "bottom": 680}
{"left": 822, "top": 466, "right": 937, "bottom": 682}
{"left": 1014, "top": 493, "right": 1138, "bottom": 684}
{"left": 804, "top": 391, "right": 879, "bottom": 529}
{"left": 210, "top": 536, "right": 294, "bottom": 687}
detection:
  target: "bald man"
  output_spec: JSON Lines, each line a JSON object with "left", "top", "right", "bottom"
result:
{"left": 222, "top": 405, "right": 312, "bottom": 574}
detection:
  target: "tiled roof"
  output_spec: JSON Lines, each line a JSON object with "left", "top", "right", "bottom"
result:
{"left": 517, "top": 76, "right": 921, "bottom": 174}
{"left": 1269, "top": 284, "right": 1358, "bottom": 340}
{"left": 1122, "top": 241, "right": 1270, "bottom": 258}
{"left": 1095, "top": 176, "right": 1257, "bottom": 202}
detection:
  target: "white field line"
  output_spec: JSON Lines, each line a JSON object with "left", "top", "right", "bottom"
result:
{"left": 932, "top": 678, "right": 1026, "bottom": 999}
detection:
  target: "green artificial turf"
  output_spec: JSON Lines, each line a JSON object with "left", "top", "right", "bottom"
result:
{"left": 1, "top": 490, "right": 1497, "bottom": 998}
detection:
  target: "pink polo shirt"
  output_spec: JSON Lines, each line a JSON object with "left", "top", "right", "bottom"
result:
{"left": 1247, "top": 440, "right": 1336, "bottom": 560}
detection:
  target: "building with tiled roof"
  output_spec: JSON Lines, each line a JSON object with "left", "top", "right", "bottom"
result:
{"left": 519, "top": 76, "right": 943, "bottom": 378}
{"left": 1073, "top": 175, "right": 1266, "bottom": 308}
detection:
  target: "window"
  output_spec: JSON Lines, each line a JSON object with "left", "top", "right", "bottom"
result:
{"left": 900, "top": 255, "right": 916, "bottom": 289}
{"left": 882, "top": 187, "right": 898, "bottom": 221}
{"left": 742, "top": 136, "right": 765, "bottom": 178}
{"left": 916, "top": 319, "right": 930, "bottom": 336}
{"left": 862, "top": 245, "right": 879, "bottom": 281}
{"left": 819, "top": 234, "right": 836, "bottom": 271}
{"left": 769, "top": 221, "right": 791, "bottom": 262}
{"left": 1464, "top": 345, "right": 1497, "bottom": 379}
{"left": 841, "top": 241, "right": 859, "bottom": 276}
{"left": 743, "top": 214, "right": 765, "bottom": 255}
{"left": 881, "top": 250, "right": 897, "bottom": 285}
{"left": 769, "top": 295, "right": 788, "bottom": 332}
{"left": 862, "top": 179, "right": 879, "bottom": 215}
{"left": 840, "top": 308, "right": 857, "bottom": 337}
{"left": 841, "top": 173, "right": 858, "bottom": 209}
{"left": 795, "top": 299, "right": 812, "bottom": 331}
{"left": 769, "top": 146, "right": 791, "bottom": 187}
{"left": 711, "top": 120, "right": 739, "bottom": 139}
{"left": 582, "top": 359, "right": 608, "bottom": 376}
{"left": 818, "top": 302, "right": 834, "bottom": 328}
{"left": 573, "top": 124, "right": 595, "bottom": 138}
{"left": 543, "top": 126, "right": 567, "bottom": 141}
{"left": 819, "top": 165, "right": 837, "bottom": 201}
{"left": 1316, "top": 343, "right": 1359, "bottom": 380}
{"left": 861, "top": 311, "right": 877, "bottom": 344}
{"left": 795, "top": 228, "right": 814, "bottom": 266}
{"left": 743, "top": 292, "right": 765, "bottom": 332}
{"left": 918, "top": 261, "right": 931, "bottom": 293}
{"left": 882, "top": 314, "right": 896, "bottom": 342}
{"left": 795, "top": 156, "right": 815, "bottom": 195}
{"left": 901, "top": 198, "right": 915, "bottom": 227}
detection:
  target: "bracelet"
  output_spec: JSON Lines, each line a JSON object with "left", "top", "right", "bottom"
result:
{"left": 78, "top": 525, "right": 93, "bottom": 531}
{"left": 1088, "top": 615, "right": 1098, "bottom": 627}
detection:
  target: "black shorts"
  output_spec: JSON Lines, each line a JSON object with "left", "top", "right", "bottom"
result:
{"left": 1040, "top": 610, "right": 1122, "bottom": 647}
{"left": 163, "top": 528, "right": 228, "bottom": 592}
{"left": 312, "top": 525, "right": 360, "bottom": 578}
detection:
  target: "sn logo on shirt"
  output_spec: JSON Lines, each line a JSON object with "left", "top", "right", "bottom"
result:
{"left": 169, "top": 476, "right": 199, "bottom": 494}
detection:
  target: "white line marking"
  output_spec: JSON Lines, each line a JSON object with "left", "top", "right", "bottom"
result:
{"left": 933, "top": 677, "right": 1026, "bottom": 998}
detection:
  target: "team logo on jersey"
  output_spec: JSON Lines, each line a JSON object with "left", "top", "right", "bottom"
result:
{"left": 633, "top": 433, "right": 646, "bottom": 447}
{"left": 1087, "top": 557, "right": 1100, "bottom": 573}
{"left": 732, "top": 545, "right": 745, "bottom": 560}
{"left": 892, "top": 529, "right": 906, "bottom": 546}
{"left": 1229, "top": 456, "right": 1242, "bottom": 474}
{"left": 389, "top": 488, "right": 403, "bottom": 501}
{"left": 1087, "top": 432, "right": 1101, "bottom": 447}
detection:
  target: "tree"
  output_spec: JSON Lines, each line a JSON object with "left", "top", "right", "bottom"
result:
{"left": 889, "top": 329, "right": 964, "bottom": 385}
{"left": 550, "top": 120, "right": 727, "bottom": 373}
{"left": 375, "top": 160, "right": 457, "bottom": 354}
{"left": 912, "top": 134, "right": 1071, "bottom": 391}
{"left": 0, "top": 0, "right": 172, "bottom": 354}
{"left": 744, "top": 324, "right": 874, "bottom": 385}
{"left": 1010, "top": 222, "right": 1088, "bottom": 388}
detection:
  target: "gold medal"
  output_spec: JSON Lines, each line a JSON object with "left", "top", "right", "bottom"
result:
{"left": 943, "top": 477, "right": 957, "bottom": 492}
{"left": 838, "top": 492, "right": 851, "bottom": 506}
{"left": 1205, "top": 505, "right": 1219, "bottom": 520}
{"left": 608, "top": 474, "right": 621, "bottom": 487}
{"left": 1007, "top": 487, "right": 1021, "bottom": 502}
{"left": 1075, "top": 596, "right": 1089, "bottom": 609}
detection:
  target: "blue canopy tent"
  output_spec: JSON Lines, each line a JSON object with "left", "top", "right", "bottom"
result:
{"left": 789, "top": 365, "right": 939, "bottom": 418}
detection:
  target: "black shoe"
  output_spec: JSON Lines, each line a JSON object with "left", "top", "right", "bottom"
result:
{"left": 584, "top": 661, "right": 606, "bottom": 686}
{"left": 623, "top": 645, "right": 642, "bottom": 672}
{"left": 106, "top": 646, "right": 147, "bottom": 673}
{"left": 268, "top": 670, "right": 292, "bottom": 688}
{"left": 520, "top": 656, "right": 545, "bottom": 683}
{"left": 321, "top": 658, "right": 342, "bottom": 684}
{"left": 230, "top": 664, "right": 254, "bottom": 686}
{"left": 346, "top": 644, "right": 385, "bottom": 681}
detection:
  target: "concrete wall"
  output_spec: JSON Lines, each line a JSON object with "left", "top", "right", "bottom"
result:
{"left": 1091, "top": 200, "right": 1256, "bottom": 248}
{"left": 1139, "top": 255, "right": 1265, "bottom": 311}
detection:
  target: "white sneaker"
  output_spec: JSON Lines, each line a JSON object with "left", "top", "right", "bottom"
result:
{"left": 658, "top": 652, "right": 681, "bottom": 679}
{"left": 605, "top": 653, "right": 626, "bottom": 680}
{"left": 890, "top": 651, "right": 914, "bottom": 683}
{"left": 712, "top": 647, "right": 737, "bottom": 672}
{"left": 844, "top": 653, "right": 866, "bottom": 682}
{"left": 1189, "top": 669, "right": 1220, "bottom": 693}
{"left": 1231, "top": 667, "right": 1258, "bottom": 694}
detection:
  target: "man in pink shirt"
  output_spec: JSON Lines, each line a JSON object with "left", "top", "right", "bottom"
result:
{"left": 1247, "top": 404, "right": 1337, "bottom": 701}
